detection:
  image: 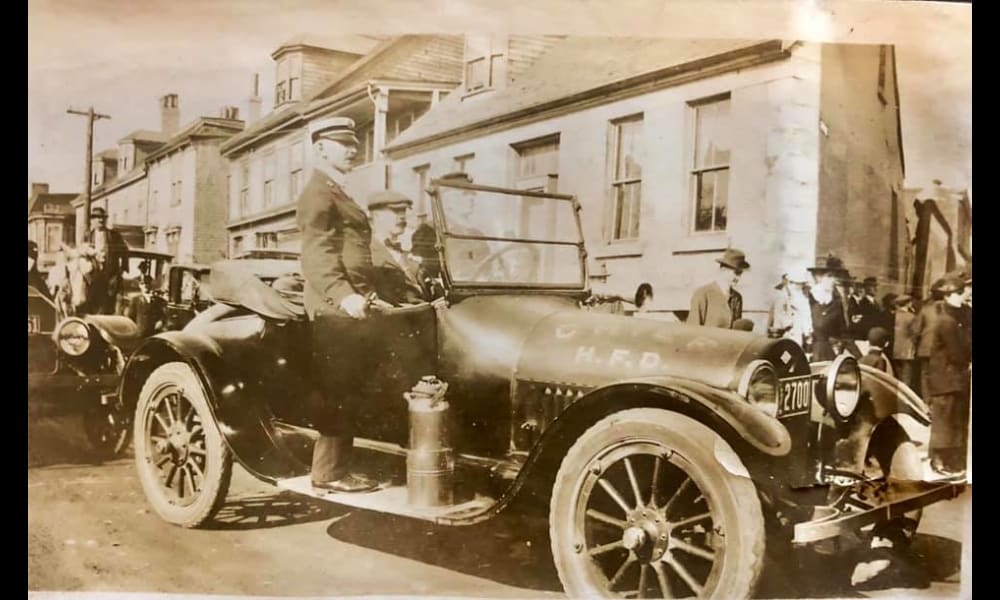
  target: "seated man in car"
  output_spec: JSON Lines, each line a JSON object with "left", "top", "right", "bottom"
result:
{"left": 436, "top": 172, "right": 491, "bottom": 282}
{"left": 366, "top": 190, "right": 427, "bottom": 306}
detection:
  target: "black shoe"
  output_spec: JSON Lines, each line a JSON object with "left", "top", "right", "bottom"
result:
{"left": 312, "top": 473, "right": 380, "bottom": 494}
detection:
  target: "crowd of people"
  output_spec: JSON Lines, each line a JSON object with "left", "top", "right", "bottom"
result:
{"left": 682, "top": 247, "right": 972, "bottom": 479}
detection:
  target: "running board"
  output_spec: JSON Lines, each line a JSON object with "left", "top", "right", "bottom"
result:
{"left": 275, "top": 476, "right": 497, "bottom": 525}
{"left": 792, "top": 483, "right": 964, "bottom": 544}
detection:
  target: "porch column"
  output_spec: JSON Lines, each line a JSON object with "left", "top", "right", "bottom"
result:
{"left": 372, "top": 86, "right": 388, "bottom": 158}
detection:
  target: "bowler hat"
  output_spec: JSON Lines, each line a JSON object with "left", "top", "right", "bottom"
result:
{"left": 308, "top": 117, "right": 359, "bottom": 145}
{"left": 367, "top": 190, "right": 413, "bottom": 212}
{"left": 716, "top": 248, "right": 750, "bottom": 271}
{"left": 863, "top": 276, "right": 878, "bottom": 287}
{"left": 808, "top": 253, "right": 848, "bottom": 277}
{"left": 90, "top": 206, "right": 108, "bottom": 219}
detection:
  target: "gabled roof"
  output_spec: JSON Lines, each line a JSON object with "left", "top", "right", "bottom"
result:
{"left": 144, "top": 117, "right": 244, "bottom": 163}
{"left": 387, "top": 37, "right": 787, "bottom": 153}
{"left": 28, "top": 192, "right": 77, "bottom": 215}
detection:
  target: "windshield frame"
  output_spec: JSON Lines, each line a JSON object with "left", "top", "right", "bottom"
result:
{"left": 429, "top": 179, "right": 589, "bottom": 295}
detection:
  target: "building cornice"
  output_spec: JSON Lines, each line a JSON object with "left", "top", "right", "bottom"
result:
{"left": 227, "top": 203, "right": 297, "bottom": 229}
{"left": 386, "top": 40, "right": 789, "bottom": 158}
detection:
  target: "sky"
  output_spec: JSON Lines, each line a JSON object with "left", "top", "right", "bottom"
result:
{"left": 28, "top": 0, "right": 971, "bottom": 196}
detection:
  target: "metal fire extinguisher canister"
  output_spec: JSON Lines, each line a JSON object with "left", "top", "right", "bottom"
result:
{"left": 405, "top": 376, "right": 454, "bottom": 507}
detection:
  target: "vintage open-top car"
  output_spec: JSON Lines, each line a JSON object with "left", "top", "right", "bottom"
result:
{"left": 119, "top": 178, "right": 960, "bottom": 598}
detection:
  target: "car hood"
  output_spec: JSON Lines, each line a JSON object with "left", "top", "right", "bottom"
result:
{"left": 514, "top": 308, "right": 808, "bottom": 391}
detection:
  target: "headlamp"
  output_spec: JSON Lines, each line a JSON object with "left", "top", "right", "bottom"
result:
{"left": 54, "top": 318, "right": 91, "bottom": 357}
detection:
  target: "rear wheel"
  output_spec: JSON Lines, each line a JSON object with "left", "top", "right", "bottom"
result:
{"left": 550, "top": 408, "right": 765, "bottom": 599}
{"left": 133, "top": 361, "right": 232, "bottom": 528}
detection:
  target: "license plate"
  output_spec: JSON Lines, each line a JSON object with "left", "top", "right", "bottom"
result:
{"left": 28, "top": 315, "right": 40, "bottom": 334}
{"left": 777, "top": 376, "right": 815, "bottom": 418}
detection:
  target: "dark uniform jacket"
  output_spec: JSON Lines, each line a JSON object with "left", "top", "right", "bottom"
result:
{"left": 297, "top": 171, "right": 374, "bottom": 318}
{"left": 925, "top": 303, "right": 972, "bottom": 396}
{"left": 369, "top": 238, "right": 426, "bottom": 306}
{"left": 83, "top": 227, "right": 129, "bottom": 277}
{"left": 915, "top": 300, "right": 941, "bottom": 359}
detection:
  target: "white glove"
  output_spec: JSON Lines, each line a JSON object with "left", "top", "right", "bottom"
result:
{"left": 339, "top": 293, "right": 369, "bottom": 319}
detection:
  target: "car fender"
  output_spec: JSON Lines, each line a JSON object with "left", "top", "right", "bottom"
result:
{"left": 496, "top": 376, "right": 792, "bottom": 518}
{"left": 811, "top": 362, "right": 931, "bottom": 476}
{"left": 119, "top": 329, "right": 306, "bottom": 482}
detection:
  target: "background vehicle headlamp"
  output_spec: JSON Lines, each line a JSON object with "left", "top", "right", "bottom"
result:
{"left": 54, "top": 318, "right": 91, "bottom": 357}
{"left": 737, "top": 360, "right": 779, "bottom": 417}
{"left": 825, "top": 354, "right": 861, "bottom": 421}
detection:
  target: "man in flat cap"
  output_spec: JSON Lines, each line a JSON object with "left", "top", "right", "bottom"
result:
{"left": 83, "top": 206, "right": 129, "bottom": 314}
{"left": 366, "top": 190, "right": 427, "bottom": 305}
{"left": 689, "top": 248, "right": 749, "bottom": 329}
{"left": 297, "top": 116, "right": 390, "bottom": 494}
{"left": 924, "top": 275, "right": 972, "bottom": 478}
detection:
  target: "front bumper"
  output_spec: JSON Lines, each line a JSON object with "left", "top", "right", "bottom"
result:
{"left": 792, "top": 481, "right": 964, "bottom": 544}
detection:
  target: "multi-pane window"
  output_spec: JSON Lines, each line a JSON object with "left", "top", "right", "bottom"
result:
{"left": 690, "top": 95, "right": 731, "bottom": 233}
{"left": 45, "top": 223, "right": 62, "bottom": 253}
{"left": 608, "top": 116, "right": 643, "bottom": 241}
{"left": 145, "top": 228, "right": 158, "bottom": 249}
{"left": 263, "top": 153, "right": 275, "bottom": 207}
{"left": 464, "top": 35, "right": 506, "bottom": 93}
{"left": 275, "top": 54, "right": 302, "bottom": 106}
{"left": 240, "top": 161, "right": 250, "bottom": 215}
{"left": 514, "top": 136, "right": 560, "bottom": 192}
{"left": 256, "top": 231, "right": 278, "bottom": 249}
{"left": 289, "top": 142, "right": 304, "bottom": 201}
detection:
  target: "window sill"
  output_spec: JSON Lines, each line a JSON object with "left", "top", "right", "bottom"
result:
{"left": 671, "top": 233, "right": 729, "bottom": 255}
{"left": 593, "top": 240, "right": 646, "bottom": 259}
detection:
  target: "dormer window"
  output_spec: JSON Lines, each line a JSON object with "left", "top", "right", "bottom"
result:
{"left": 464, "top": 35, "right": 507, "bottom": 95}
{"left": 275, "top": 53, "right": 303, "bottom": 106}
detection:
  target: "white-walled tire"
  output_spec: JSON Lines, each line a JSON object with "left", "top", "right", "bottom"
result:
{"left": 550, "top": 408, "right": 766, "bottom": 599}
{"left": 133, "top": 361, "right": 232, "bottom": 528}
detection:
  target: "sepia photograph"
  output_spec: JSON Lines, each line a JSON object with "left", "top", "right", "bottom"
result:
{"left": 28, "top": 1, "right": 972, "bottom": 598}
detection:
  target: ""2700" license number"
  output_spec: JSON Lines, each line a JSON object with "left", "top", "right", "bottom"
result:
{"left": 777, "top": 375, "right": 815, "bottom": 418}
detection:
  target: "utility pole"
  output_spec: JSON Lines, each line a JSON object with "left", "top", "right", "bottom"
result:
{"left": 67, "top": 107, "right": 111, "bottom": 234}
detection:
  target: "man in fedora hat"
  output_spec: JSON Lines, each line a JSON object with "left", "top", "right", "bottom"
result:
{"left": 924, "top": 275, "right": 971, "bottom": 478}
{"left": 807, "top": 253, "right": 850, "bottom": 361}
{"left": 83, "top": 205, "right": 129, "bottom": 314}
{"left": 297, "top": 116, "right": 391, "bottom": 494}
{"left": 366, "top": 189, "right": 427, "bottom": 305}
{"left": 689, "top": 248, "right": 749, "bottom": 329}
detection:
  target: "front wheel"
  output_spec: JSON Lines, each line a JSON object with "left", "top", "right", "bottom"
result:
{"left": 550, "top": 408, "right": 766, "bottom": 599}
{"left": 133, "top": 361, "right": 232, "bottom": 528}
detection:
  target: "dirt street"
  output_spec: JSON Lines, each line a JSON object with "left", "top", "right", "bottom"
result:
{"left": 28, "top": 415, "right": 969, "bottom": 598}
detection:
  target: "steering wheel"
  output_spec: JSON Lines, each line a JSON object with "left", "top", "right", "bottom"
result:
{"left": 469, "top": 244, "right": 540, "bottom": 282}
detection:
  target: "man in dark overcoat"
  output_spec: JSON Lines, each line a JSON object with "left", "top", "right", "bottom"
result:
{"left": 84, "top": 206, "right": 129, "bottom": 314}
{"left": 298, "top": 116, "right": 391, "bottom": 494}
{"left": 365, "top": 190, "right": 427, "bottom": 306}
{"left": 688, "top": 248, "right": 749, "bottom": 329}
{"left": 924, "top": 275, "right": 972, "bottom": 478}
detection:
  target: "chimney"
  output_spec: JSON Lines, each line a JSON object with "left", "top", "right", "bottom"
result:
{"left": 160, "top": 93, "right": 180, "bottom": 136}
{"left": 247, "top": 74, "right": 262, "bottom": 124}
{"left": 219, "top": 106, "right": 240, "bottom": 120}
{"left": 31, "top": 182, "right": 49, "bottom": 198}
